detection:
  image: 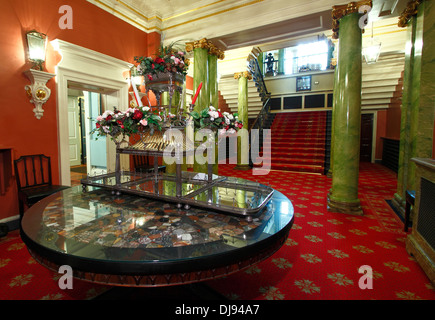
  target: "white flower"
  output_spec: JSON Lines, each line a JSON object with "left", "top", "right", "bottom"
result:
{"left": 114, "top": 112, "right": 124, "bottom": 119}
{"left": 209, "top": 110, "right": 219, "bottom": 119}
{"left": 125, "top": 108, "right": 135, "bottom": 116}
{"left": 142, "top": 106, "right": 150, "bottom": 112}
{"left": 209, "top": 106, "right": 216, "bottom": 111}
{"left": 102, "top": 110, "right": 113, "bottom": 119}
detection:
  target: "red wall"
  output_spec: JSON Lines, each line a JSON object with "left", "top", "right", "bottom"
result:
{"left": 0, "top": 0, "right": 160, "bottom": 220}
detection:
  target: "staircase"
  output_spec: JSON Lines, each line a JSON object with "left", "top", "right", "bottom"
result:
{"left": 254, "top": 111, "right": 327, "bottom": 174}
{"left": 218, "top": 75, "right": 264, "bottom": 119}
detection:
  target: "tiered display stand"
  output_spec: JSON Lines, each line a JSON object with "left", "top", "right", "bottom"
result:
{"left": 81, "top": 72, "right": 274, "bottom": 219}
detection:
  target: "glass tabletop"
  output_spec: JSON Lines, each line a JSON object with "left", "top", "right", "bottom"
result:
{"left": 21, "top": 183, "right": 294, "bottom": 275}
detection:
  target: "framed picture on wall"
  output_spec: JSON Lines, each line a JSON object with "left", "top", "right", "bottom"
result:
{"left": 296, "top": 75, "right": 311, "bottom": 92}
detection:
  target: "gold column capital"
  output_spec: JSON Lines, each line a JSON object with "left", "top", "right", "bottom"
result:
{"left": 398, "top": 0, "right": 424, "bottom": 27}
{"left": 234, "top": 71, "right": 252, "bottom": 80}
{"left": 331, "top": 0, "right": 372, "bottom": 39}
{"left": 185, "top": 38, "right": 225, "bottom": 60}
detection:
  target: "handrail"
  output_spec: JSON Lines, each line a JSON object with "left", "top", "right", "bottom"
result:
{"left": 247, "top": 55, "right": 272, "bottom": 167}
{"left": 248, "top": 57, "right": 271, "bottom": 132}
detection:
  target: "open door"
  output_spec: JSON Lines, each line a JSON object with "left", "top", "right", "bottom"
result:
{"left": 85, "top": 91, "right": 107, "bottom": 175}
{"left": 68, "top": 95, "right": 82, "bottom": 167}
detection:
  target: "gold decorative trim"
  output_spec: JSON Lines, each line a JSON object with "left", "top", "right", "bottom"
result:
{"left": 163, "top": 0, "right": 264, "bottom": 32}
{"left": 102, "top": 0, "right": 263, "bottom": 34}
{"left": 234, "top": 71, "right": 252, "bottom": 80}
{"left": 163, "top": 0, "right": 227, "bottom": 22}
{"left": 331, "top": 0, "right": 372, "bottom": 39}
{"left": 398, "top": 0, "right": 424, "bottom": 28}
{"left": 185, "top": 38, "right": 225, "bottom": 60}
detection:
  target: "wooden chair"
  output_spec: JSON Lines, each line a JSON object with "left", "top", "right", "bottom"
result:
{"left": 14, "top": 154, "right": 70, "bottom": 218}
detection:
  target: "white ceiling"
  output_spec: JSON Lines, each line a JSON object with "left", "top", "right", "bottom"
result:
{"left": 88, "top": 0, "right": 408, "bottom": 49}
{"left": 87, "top": 0, "right": 409, "bottom": 77}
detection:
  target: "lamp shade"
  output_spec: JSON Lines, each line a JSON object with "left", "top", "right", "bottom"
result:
{"left": 26, "top": 31, "right": 47, "bottom": 63}
{"left": 362, "top": 38, "right": 381, "bottom": 64}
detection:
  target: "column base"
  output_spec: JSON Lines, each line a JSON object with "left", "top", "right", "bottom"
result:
{"left": 234, "top": 164, "right": 251, "bottom": 171}
{"left": 327, "top": 192, "right": 363, "bottom": 216}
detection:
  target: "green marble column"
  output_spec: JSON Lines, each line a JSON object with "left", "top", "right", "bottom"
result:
{"left": 187, "top": 40, "right": 209, "bottom": 173}
{"left": 234, "top": 71, "right": 251, "bottom": 170}
{"left": 193, "top": 47, "right": 209, "bottom": 113}
{"left": 187, "top": 39, "right": 225, "bottom": 174}
{"left": 207, "top": 48, "right": 223, "bottom": 175}
{"left": 208, "top": 54, "right": 218, "bottom": 109}
{"left": 327, "top": 65, "right": 339, "bottom": 178}
{"left": 327, "top": 11, "right": 363, "bottom": 215}
{"left": 393, "top": 17, "right": 416, "bottom": 212}
{"left": 393, "top": 0, "right": 435, "bottom": 217}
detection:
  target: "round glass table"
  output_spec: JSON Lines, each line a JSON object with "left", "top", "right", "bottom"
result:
{"left": 20, "top": 182, "right": 294, "bottom": 287}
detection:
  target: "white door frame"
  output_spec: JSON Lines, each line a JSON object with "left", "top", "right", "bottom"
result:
{"left": 52, "top": 39, "right": 132, "bottom": 185}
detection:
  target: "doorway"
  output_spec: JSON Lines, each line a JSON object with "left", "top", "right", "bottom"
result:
{"left": 68, "top": 86, "right": 123, "bottom": 186}
{"left": 68, "top": 89, "right": 87, "bottom": 185}
{"left": 360, "top": 113, "right": 374, "bottom": 162}
{"left": 53, "top": 39, "right": 132, "bottom": 186}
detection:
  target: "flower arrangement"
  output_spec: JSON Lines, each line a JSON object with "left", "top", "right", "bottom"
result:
{"left": 134, "top": 42, "right": 190, "bottom": 81}
{"left": 188, "top": 106, "right": 243, "bottom": 134}
{"left": 91, "top": 107, "right": 163, "bottom": 139}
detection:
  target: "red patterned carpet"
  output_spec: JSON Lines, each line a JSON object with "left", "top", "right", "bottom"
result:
{"left": 1, "top": 163, "right": 434, "bottom": 300}
{"left": 207, "top": 163, "right": 435, "bottom": 300}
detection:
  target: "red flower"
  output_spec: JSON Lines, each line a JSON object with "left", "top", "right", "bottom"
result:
{"left": 147, "top": 74, "right": 153, "bottom": 81}
{"left": 133, "top": 109, "right": 142, "bottom": 120}
{"left": 96, "top": 123, "right": 101, "bottom": 128}
{"left": 155, "top": 57, "right": 165, "bottom": 64}
{"left": 151, "top": 63, "right": 155, "bottom": 69}
{"left": 238, "top": 123, "right": 243, "bottom": 129}
{"left": 106, "top": 115, "right": 112, "bottom": 121}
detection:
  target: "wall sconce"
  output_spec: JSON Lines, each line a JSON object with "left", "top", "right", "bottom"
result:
{"left": 24, "top": 70, "right": 55, "bottom": 119}
{"left": 24, "top": 30, "right": 55, "bottom": 119}
{"left": 26, "top": 30, "right": 47, "bottom": 71}
{"left": 362, "top": 23, "right": 381, "bottom": 64}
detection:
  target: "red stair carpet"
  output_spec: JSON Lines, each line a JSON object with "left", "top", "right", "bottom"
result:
{"left": 1, "top": 163, "right": 434, "bottom": 300}
{"left": 255, "top": 111, "right": 327, "bottom": 174}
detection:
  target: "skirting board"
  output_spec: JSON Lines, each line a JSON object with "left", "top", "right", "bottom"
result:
{"left": 0, "top": 215, "right": 20, "bottom": 231}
